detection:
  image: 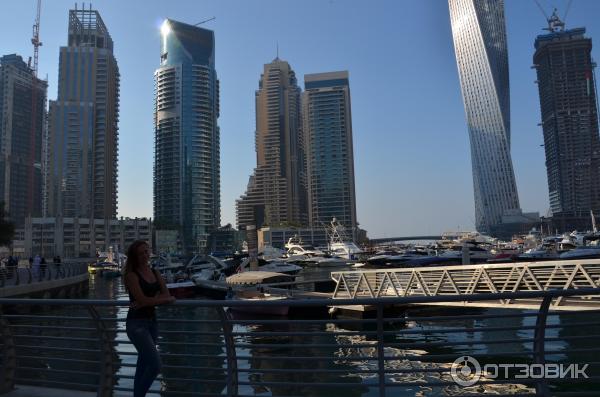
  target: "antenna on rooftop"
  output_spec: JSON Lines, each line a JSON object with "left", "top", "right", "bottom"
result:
{"left": 195, "top": 16, "right": 215, "bottom": 26}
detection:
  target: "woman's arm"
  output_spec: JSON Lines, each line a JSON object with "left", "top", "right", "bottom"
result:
{"left": 154, "top": 268, "right": 172, "bottom": 298}
{"left": 125, "top": 272, "right": 174, "bottom": 308}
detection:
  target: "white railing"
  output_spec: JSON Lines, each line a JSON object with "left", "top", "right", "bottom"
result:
{"left": 331, "top": 259, "right": 600, "bottom": 310}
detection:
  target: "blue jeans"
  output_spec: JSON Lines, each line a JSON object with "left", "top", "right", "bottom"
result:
{"left": 126, "top": 318, "right": 161, "bottom": 397}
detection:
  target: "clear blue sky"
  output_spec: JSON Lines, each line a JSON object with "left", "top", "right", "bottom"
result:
{"left": 1, "top": 0, "right": 599, "bottom": 238}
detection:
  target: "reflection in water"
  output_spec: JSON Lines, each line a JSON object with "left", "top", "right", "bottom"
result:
{"left": 327, "top": 322, "right": 533, "bottom": 397}
{"left": 11, "top": 275, "right": 123, "bottom": 392}
{"left": 235, "top": 318, "right": 367, "bottom": 397}
{"left": 4, "top": 276, "right": 598, "bottom": 396}
{"left": 158, "top": 305, "right": 227, "bottom": 395}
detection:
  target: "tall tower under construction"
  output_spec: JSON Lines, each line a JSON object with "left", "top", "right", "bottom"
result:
{"left": 533, "top": 13, "right": 600, "bottom": 231}
{"left": 46, "top": 7, "right": 120, "bottom": 220}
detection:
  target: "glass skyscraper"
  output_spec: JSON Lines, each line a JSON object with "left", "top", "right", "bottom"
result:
{"left": 154, "top": 19, "right": 220, "bottom": 254}
{"left": 303, "top": 71, "right": 357, "bottom": 235}
{"left": 449, "top": 0, "right": 521, "bottom": 232}
{"left": 0, "top": 54, "right": 47, "bottom": 226}
{"left": 46, "top": 7, "right": 120, "bottom": 220}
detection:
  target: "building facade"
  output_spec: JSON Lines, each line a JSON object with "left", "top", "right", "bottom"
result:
{"left": 449, "top": 0, "right": 521, "bottom": 232}
{"left": 154, "top": 19, "right": 221, "bottom": 254}
{"left": 533, "top": 20, "right": 600, "bottom": 232}
{"left": 46, "top": 7, "right": 120, "bottom": 220}
{"left": 0, "top": 54, "right": 47, "bottom": 226}
{"left": 16, "top": 217, "right": 152, "bottom": 259}
{"left": 236, "top": 58, "right": 307, "bottom": 230}
{"left": 303, "top": 71, "right": 357, "bottom": 235}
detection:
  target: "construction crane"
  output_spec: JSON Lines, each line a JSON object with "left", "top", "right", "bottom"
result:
{"left": 533, "top": 0, "right": 574, "bottom": 32}
{"left": 31, "top": 0, "right": 42, "bottom": 77}
{"left": 28, "top": 0, "right": 42, "bottom": 219}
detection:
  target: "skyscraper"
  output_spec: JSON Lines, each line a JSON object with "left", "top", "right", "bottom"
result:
{"left": 0, "top": 54, "right": 47, "bottom": 226}
{"left": 154, "top": 19, "right": 220, "bottom": 254}
{"left": 236, "top": 58, "right": 306, "bottom": 230}
{"left": 533, "top": 14, "right": 600, "bottom": 231}
{"left": 449, "top": 0, "right": 521, "bottom": 232}
{"left": 303, "top": 71, "right": 357, "bottom": 235}
{"left": 46, "top": 7, "right": 120, "bottom": 220}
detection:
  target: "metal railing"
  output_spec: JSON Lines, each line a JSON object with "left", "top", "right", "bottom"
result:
{"left": 0, "top": 263, "right": 88, "bottom": 288}
{"left": 0, "top": 288, "right": 599, "bottom": 397}
{"left": 331, "top": 260, "right": 600, "bottom": 310}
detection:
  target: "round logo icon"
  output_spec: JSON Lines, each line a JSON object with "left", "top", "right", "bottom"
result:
{"left": 451, "top": 355, "right": 481, "bottom": 386}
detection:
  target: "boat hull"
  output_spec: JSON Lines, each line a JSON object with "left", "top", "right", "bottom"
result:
{"left": 228, "top": 305, "right": 289, "bottom": 316}
{"left": 167, "top": 281, "right": 198, "bottom": 298}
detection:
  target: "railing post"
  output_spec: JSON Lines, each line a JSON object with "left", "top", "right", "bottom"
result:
{"left": 0, "top": 309, "right": 16, "bottom": 393}
{"left": 87, "top": 305, "right": 116, "bottom": 397}
{"left": 533, "top": 295, "right": 552, "bottom": 397}
{"left": 376, "top": 304, "right": 386, "bottom": 397}
{"left": 216, "top": 307, "right": 238, "bottom": 397}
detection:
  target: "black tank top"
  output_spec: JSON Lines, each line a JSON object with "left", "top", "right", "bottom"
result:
{"left": 127, "top": 269, "right": 162, "bottom": 320}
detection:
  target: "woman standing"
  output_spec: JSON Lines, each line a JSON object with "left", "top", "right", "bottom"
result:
{"left": 124, "top": 240, "right": 175, "bottom": 397}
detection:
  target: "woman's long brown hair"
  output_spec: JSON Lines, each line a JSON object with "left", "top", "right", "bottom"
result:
{"left": 123, "top": 240, "right": 150, "bottom": 288}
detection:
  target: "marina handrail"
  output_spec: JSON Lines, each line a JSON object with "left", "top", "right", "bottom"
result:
{"left": 1, "top": 286, "right": 598, "bottom": 307}
{"left": 1, "top": 288, "right": 599, "bottom": 397}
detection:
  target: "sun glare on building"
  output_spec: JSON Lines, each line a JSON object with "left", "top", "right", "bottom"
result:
{"left": 160, "top": 20, "right": 171, "bottom": 36}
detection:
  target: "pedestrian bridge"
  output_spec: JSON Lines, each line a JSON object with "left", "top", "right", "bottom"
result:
{"left": 331, "top": 259, "right": 600, "bottom": 310}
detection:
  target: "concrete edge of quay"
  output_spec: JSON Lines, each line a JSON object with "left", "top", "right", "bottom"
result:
{"left": 0, "top": 273, "right": 89, "bottom": 298}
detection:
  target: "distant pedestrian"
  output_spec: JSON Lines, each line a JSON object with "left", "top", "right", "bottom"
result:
{"left": 54, "top": 255, "right": 62, "bottom": 276}
{"left": 124, "top": 240, "right": 175, "bottom": 397}
{"left": 7, "top": 256, "right": 16, "bottom": 278}
{"left": 32, "top": 255, "right": 41, "bottom": 280}
{"left": 40, "top": 256, "right": 47, "bottom": 277}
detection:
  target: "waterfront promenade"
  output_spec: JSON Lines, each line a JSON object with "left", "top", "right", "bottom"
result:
{"left": 0, "top": 262, "right": 88, "bottom": 298}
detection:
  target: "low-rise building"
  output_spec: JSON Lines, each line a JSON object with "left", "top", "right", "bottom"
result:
{"left": 16, "top": 217, "right": 152, "bottom": 259}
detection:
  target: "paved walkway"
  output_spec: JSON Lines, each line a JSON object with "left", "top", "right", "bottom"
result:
{"left": 2, "top": 385, "right": 95, "bottom": 396}
{"left": 2, "top": 385, "right": 161, "bottom": 396}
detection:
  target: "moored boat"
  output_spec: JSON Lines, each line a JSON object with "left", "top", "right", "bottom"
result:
{"left": 227, "top": 289, "right": 290, "bottom": 316}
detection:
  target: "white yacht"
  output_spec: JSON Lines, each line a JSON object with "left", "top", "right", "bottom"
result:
{"left": 259, "top": 244, "right": 286, "bottom": 260}
{"left": 439, "top": 244, "right": 493, "bottom": 263}
{"left": 284, "top": 236, "right": 326, "bottom": 258}
{"left": 237, "top": 257, "right": 302, "bottom": 275}
{"left": 326, "top": 218, "right": 363, "bottom": 260}
{"left": 559, "top": 244, "right": 600, "bottom": 260}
